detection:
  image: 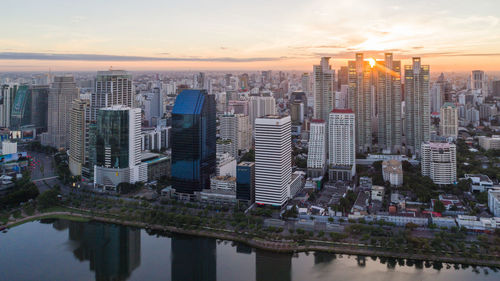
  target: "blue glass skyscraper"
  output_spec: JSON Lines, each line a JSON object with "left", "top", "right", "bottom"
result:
{"left": 171, "top": 89, "right": 216, "bottom": 195}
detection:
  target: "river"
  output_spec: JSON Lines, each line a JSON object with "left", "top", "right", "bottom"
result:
{"left": 0, "top": 219, "right": 498, "bottom": 281}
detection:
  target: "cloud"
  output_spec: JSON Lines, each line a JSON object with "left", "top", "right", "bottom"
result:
{"left": 0, "top": 52, "right": 284, "bottom": 62}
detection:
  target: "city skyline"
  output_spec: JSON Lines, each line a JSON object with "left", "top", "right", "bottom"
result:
{"left": 1, "top": 0, "right": 500, "bottom": 71}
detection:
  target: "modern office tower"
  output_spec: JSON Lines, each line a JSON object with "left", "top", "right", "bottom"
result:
{"left": 301, "top": 73, "right": 311, "bottom": 94}
{"left": 431, "top": 80, "right": 445, "bottom": 113}
{"left": 348, "top": 53, "right": 374, "bottom": 152}
{"left": 290, "top": 102, "right": 304, "bottom": 124}
{"left": 377, "top": 53, "right": 402, "bottom": 153}
{"left": 248, "top": 96, "right": 276, "bottom": 127}
{"left": 9, "top": 85, "right": 31, "bottom": 129}
{"left": 41, "top": 75, "right": 78, "bottom": 149}
{"left": 220, "top": 113, "right": 238, "bottom": 158}
{"left": 493, "top": 80, "right": 500, "bottom": 97}
{"left": 143, "top": 87, "right": 163, "bottom": 126}
{"left": 470, "top": 70, "right": 488, "bottom": 96}
{"left": 91, "top": 70, "right": 133, "bottom": 122}
{"left": 254, "top": 115, "right": 291, "bottom": 206}
{"left": 93, "top": 106, "right": 146, "bottom": 189}
{"left": 171, "top": 89, "right": 216, "bottom": 197}
{"left": 421, "top": 142, "right": 456, "bottom": 185}
{"left": 30, "top": 85, "right": 49, "bottom": 132}
{"left": 405, "top": 57, "right": 430, "bottom": 156}
{"left": 195, "top": 72, "right": 206, "bottom": 89}
{"left": 0, "top": 84, "right": 17, "bottom": 128}
{"left": 236, "top": 161, "right": 255, "bottom": 204}
{"left": 69, "top": 99, "right": 89, "bottom": 176}
{"left": 440, "top": 102, "right": 458, "bottom": 139}
{"left": 313, "top": 57, "right": 335, "bottom": 121}
{"left": 328, "top": 109, "right": 356, "bottom": 181}
{"left": 236, "top": 114, "right": 250, "bottom": 151}
{"left": 307, "top": 120, "right": 326, "bottom": 178}
{"left": 337, "top": 66, "right": 348, "bottom": 91}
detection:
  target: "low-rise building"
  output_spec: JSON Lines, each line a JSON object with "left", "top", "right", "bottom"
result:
{"left": 371, "top": 185, "right": 385, "bottom": 202}
{"left": 478, "top": 135, "right": 500, "bottom": 150}
{"left": 216, "top": 152, "right": 236, "bottom": 177}
{"left": 382, "top": 159, "right": 403, "bottom": 187}
{"left": 464, "top": 174, "right": 494, "bottom": 192}
{"left": 290, "top": 171, "right": 305, "bottom": 197}
{"left": 210, "top": 175, "right": 237, "bottom": 191}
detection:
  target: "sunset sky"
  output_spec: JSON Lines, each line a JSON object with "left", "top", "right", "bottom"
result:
{"left": 1, "top": 0, "right": 500, "bottom": 72}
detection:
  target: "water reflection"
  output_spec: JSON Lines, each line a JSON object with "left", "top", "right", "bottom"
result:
{"left": 171, "top": 235, "right": 216, "bottom": 281}
{"left": 255, "top": 250, "right": 292, "bottom": 281}
{"left": 61, "top": 221, "right": 141, "bottom": 281}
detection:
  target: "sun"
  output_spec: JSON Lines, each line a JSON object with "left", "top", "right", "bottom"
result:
{"left": 367, "top": 58, "right": 376, "bottom": 68}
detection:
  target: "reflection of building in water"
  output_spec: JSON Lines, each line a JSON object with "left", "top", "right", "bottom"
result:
{"left": 236, "top": 243, "right": 252, "bottom": 254}
{"left": 171, "top": 235, "right": 216, "bottom": 281}
{"left": 313, "top": 252, "right": 336, "bottom": 265}
{"left": 68, "top": 221, "right": 141, "bottom": 281}
{"left": 255, "top": 249, "right": 292, "bottom": 281}
{"left": 356, "top": 255, "right": 366, "bottom": 267}
{"left": 52, "top": 219, "right": 70, "bottom": 231}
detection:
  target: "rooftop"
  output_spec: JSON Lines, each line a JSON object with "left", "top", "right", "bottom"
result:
{"left": 330, "top": 108, "right": 354, "bottom": 114}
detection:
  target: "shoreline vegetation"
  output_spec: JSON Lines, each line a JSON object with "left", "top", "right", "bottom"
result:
{"left": 3, "top": 207, "right": 500, "bottom": 268}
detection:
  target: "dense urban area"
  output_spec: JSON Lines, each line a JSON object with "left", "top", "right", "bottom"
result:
{"left": 1, "top": 59, "right": 500, "bottom": 266}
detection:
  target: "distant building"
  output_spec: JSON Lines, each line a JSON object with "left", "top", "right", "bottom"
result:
{"left": 492, "top": 80, "right": 500, "bottom": 97}
{"left": 421, "top": 142, "right": 456, "bottom": 185}
{"left": 478, "top": 135, "right": 500, "bottom": 150}
{"left": 69, "top": 99, "right": 89, "bottom": 176}
{"left": 488, "top": 189, "right": 500, "bottom": 217}
{"left": 255, "top": 115, "right": 291, "bottom": 206}
{"left": 41, "top": 76, "right": 78, "bottom": 149}
{"left": 307, "top": 120, "right": 326, "bottom": 178}
{"left": 382, "top": 159, "right": 403, "bottom": 187}
{"left": 328, "top": 109, "right": 355, "bottom": 181}
{"left": 313, "top": 57, "right": 335, "bottom": 122}
{"left": 93, "top": 106, "right": 147, "bottom": 189}
{"left": 440, "top": 102, "right": 458, "bottom": 139}
{"left": 236, "top": 161, "right": 255, "bottom": 204}
{"left": 171, "top": 89, "right": 216, "bottom": 197}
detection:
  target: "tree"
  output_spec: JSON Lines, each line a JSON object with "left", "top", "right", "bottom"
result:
{"left": 433, "top": 200, "right": 446, "bottom": 214}
{"left": 476, "top": 191, "right": 488, "bottom": 204}
{"left": 37, "top": 189, "right": 59, "bottom": 209}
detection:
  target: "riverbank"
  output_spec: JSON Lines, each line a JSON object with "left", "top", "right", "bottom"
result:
{"left": 3, "top": 209, "right": 500, "bottom": 268}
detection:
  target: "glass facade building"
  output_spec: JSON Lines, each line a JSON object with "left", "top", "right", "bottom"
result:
{"left": 10, "top": 85, "right": 31, "bottom": 130}
{"left": 171, "top": 89, "right": 216, "bottom": 195}
{"left": 95, "top": 109, "right": 130, "bottom": 169}
{"left": 236, "top": 162, "right": 255, "bottom": 203}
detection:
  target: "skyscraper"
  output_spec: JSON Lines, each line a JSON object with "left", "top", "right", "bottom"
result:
{"left": 328, "top": 109, "right": 356, "bottom": 181}
{"left": 91, "top": 70, "right": 133, "bottom": 122}
{"left": 9, "top": 85, "right": 31, "bottom": 130}
{"left": 348, "top": 53, "right": 374, "bottom": 152}
{"left": 41, "top": 75, "right": 78, "bottom": 149}
{"left": 255, "top": 115, "right": 291, "bottom": 206}
{"left": 93, "top": 106, "right": 146, "bottom": 189}
{"left": 171, "top": 89, "right": 216, "bottom": 197}
{"left": 236, "top": 114, "right": 251, "bottom": 151}
{"left": 405, "top": 57, "right": 430, "bottom": 156}
{"left": 376, "top": 53, "right": 402, "bottom": 153}
{"left": 313, "top": 57, "right": 335, "bottom": 121}
{"left": 337, "top": 66, "right": 348, "bottom": 91}
{"left": 440, "top": 102, "right": 458, "bottom": 139}
{"left": 248, "top": 96, "right": 276, "bottom": 127}
{"left": 236, "top": 161, "right": 255, "bottom": 204}
{"left": 69, "top": 99, "right": 89, "bottom": 176}
{"left": 307, "top": 120, "right": 326, "bottom": 178}
{"left": 220, "top": 113, "right": 238, "bottom": 158}
{"left": 470, "top": 70, "right": 488, "bottom": 96}
{"left": 30, "top": 85, "right": 49, "bottom": 132}
{"left": 0, "top": 84, "right": 17, "bottom": 128}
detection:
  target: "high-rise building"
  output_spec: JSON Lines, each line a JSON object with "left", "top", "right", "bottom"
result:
{"left": 440, "top": 102, "right": 458, "bottom": 139}
{"left": 337, "top": 66, "right": 348, "bottom": 91}
{"left": 9, "top": 85, "right": 31, "bottom": 130}
{"left": 313, "top": 57, "right": 335, "bottom": 121}
{"left": 93, "top": 106, "right": 146, "bottom": 188}
{"left": 431, "top": 80, "right": 444, "bottom": 113}
{"left": 236, "top": 114, "right": 251, "bottom": 151}
{"left": 421, "top": 142, "right": 456, "bottom": 185}
{"left": 301, "top": 73, "right": 311, "bottom": 94}
{"left": 470, "top": 70, "right": 488, "bottom": 96}
{"left": 377, "top": 53, "right": 402, "bottom": 153}
{"left": 220, "top": 113, "right": 238, "bottom": 158}
{"left": 143, "top": 87, "right": 163, "bottom": 126}
{"left": 30, "top": 85, "right": 49, "bottom": 132}
{"left": 290, "top": 102, "right": 304, "bottom": 125}
{"left": 69, "top": 99, "right": 89, "bottom": 176}
{"left": 236, "top": 161, "right": 255, "bottom": 204}
{"left": 91, "top": 70, "right": 133, "bottom": 122}
{"left": 41, "top": 75, "right": 78, "bottom": 149}
{"left": 348, "top": 53, "right": 374, "bottom": 152}
{"left": 0, "top": 84, "right": 17, "bottom": 128}
{"left": 171, "top": 89, "right": 216, "bottom": 197}
{"left": 493, "top": 80, "right": 500, "bottom": 97}
{"left": 328, "top": 109, "right": 356, "bottom": 181}
{"left": 307, "top": 120, "right": 326, "bottom": 178}
{"left": 248, "top": 96, "right": 276, "bottom": 127}
{"left": 405, "top": 57, "right": 430, "bottom": 156}
{"left": 254, "top": 115, "right": 291, "bottom": 206}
